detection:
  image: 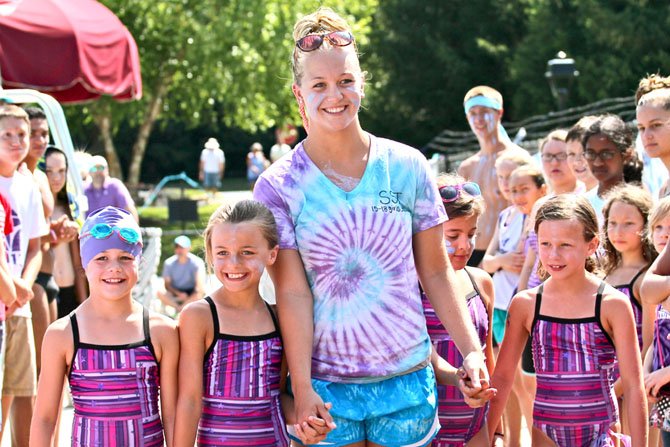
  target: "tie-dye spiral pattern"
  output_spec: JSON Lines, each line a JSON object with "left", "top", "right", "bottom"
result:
{"left": 254, "top": 135, "right": 447, "bottom": 381}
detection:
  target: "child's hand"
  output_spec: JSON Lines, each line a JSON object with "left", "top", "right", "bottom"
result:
{"left": 294, "top": 402, "right": 333, "bottom": 444}
{"left": 499, "top": 251, "right": 525, "bottom": 273}
{"left": 460, "top": 351, "right": 489, "bottom": 392}
{"left": 644, "top": 368, "right": 670, "bottom": 401}
{"left": 457, "top": 367, "right": 496, "bottom": 408}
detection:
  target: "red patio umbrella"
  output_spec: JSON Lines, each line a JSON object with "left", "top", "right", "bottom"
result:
{"left": 0, "top": 0, "right": 141, "bottom": 103}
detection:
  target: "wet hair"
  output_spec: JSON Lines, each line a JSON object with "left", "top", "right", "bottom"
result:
{"left": 566, "top": 116, "right": 598, "bottom": 143}
{"left": 23, "top": 106, "right": 46, "bottom": 121}
{"left": 636, "top": 74, "right": 670, "bottom": 105}
{"left": 582, "top": 114, "right": 643, "bottom": 184}
{"left": 0, "top": 105, "right": 29, "bottom": 127}
{"left": 637, "top": 88, "right": 670, "bottom": 112}
{"left": 203, "top": 199, "right": 278, "bottom": 266}
{"left": 601, "top": 185, "right": 656, "bottom": 275}
{"left": 534, "top": 195, "right": 600, "bottom": 278}
{"left": 463, "top": 86, "right": 503, "bottom": 107}
{"left": 292, "top": 7, "right": 359, "bottom": 85}
{"left": 494, "top": 151, "right": 532, "bottom": 170}
{"left": 436, "top": 173, "right": 484, "bottom": 219}
{"left": 538, "top": 129, "right": 567, "bottom": 153}
{"left": 649, "top": 196, "right": 670, "bottom": 240}
{"left": 44, "top": 146, "right": 73, "bottom": 221}
{"left": 510, "top": 165, "right": 546, "bottom": 189}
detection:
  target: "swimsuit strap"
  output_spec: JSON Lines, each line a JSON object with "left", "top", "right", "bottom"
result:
{"left": 205, "top": 296, "right": 220, "bottom": 335}
{"left": 594, "top": 281, "right": 607, "bottom": 319}
{"left": 265, "top": 301, "right": 280, "bottom": 333}
{"left": 142, "top": 306, "right": 152, "bottom": 345}
{"left": 630, "top": 266, "right": 648, "bottom": 289}
{"left": 463, "top": 267, "right": 482, "bottom": 297}
{"left": 70, "top": 313, "right": 80, "bottom": 346}
{"left": 534, "top": 283, "right": 544, "bottom": 318}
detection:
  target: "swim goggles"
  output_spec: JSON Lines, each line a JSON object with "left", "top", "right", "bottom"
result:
{"left": 439, "top": 182, "right": 482, "bottom": 203}
{"left": 82, "top": 223, "right": 141, "bottom": 245}
{"left": 296, "top": 31, "right": 354, "bottom": 52}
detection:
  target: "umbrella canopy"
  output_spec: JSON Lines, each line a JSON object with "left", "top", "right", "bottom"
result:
{"left": 0, "top": 0, "right": 141, "bottom": 103}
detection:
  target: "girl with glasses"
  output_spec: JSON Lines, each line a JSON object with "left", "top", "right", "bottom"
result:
{"left": 539, "top": 129, "right": 581, "bottom": 196}
{"left": 582, "top": 114, "right": 643, "bottom": 225}
{"left": 254, "top": 7, "right": 488, "bottom": 447}
{"left": 31, "top": 206, "right": 179, "bottom": 446}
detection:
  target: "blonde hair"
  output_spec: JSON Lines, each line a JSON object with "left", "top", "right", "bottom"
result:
{"left": 649, "top": 196, "right": 670, "bottom": 238}
{"left": 463, "top": 86, "right": 503, "bottom": 107}
{"left": 539, "top": 129, "right": 567, "bottom": 153}
{"left": 494, "top": 151, "right": 532, "bottom": 170}
{"left": 636, "top": 74, "right": 670, "bottom": 104}
{"left": 291, "top": 7, "right": 358, "bottom": 85}
{"left": 0, "top": 105, "right": 29, "bottom": 128}
{"left": 203, "top": 200, "right": 278, "bottom": 268}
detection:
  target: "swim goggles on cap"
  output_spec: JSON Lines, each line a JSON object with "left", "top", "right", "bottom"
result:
{"left": 439, "top": 182, "right": 482, "bottom": 203}
{"left": 296, "top": 31, "right": 354, "bottom": 52}
{"left": 82, "top": 223, "right": 141, "bottom": 245}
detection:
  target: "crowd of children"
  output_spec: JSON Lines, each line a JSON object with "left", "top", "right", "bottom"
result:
{"left": 0, "top": 5, "right": 669, "bottom": 447}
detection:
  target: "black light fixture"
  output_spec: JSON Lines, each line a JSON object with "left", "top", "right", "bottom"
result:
{"left": 545, "top": 51, "right": 579, "bottom": 110}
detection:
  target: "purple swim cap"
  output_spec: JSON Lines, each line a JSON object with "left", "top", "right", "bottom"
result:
{"left": 79, "top": 206, "right": 143, "bottom": 269}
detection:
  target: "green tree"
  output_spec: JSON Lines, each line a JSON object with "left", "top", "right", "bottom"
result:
{"left": 70, "top": 0, "right": 378, "bottom": 188}
{"left": 508, "top": 0, "right": 670, "bottom": 117}
{"left": 362, "top": 0, "right": 529, "bottom": 148}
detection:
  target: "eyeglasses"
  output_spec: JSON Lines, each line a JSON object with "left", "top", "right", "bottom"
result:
{"left": 89, "top": 165, "right": 105, "bottom": 173}
{"left": 583, "top": 150, "right": 618, "bottom": 162}
{"left": 296, "top": 31, "right": 354, "bottom": 52}
{"left": 439, "top": 182, "right": 482, "bottom": 203}
{"left": 82, "top": 223, "right": 141, "bottom": 245}
{"left": 541, "top": 152, "right": 568, "bottom": 162}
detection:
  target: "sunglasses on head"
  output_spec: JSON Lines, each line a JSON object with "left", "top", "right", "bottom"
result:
{"left": 82, "top": 223, "right": 141, "bottom": 245}
{"left": 296, "top": 31, "right": 354, "bottom": 52}
{"left": 89, "top": 165, "right": 105, "bottom": 173}
{"left": 439, "top": 182, "right": 482, "bottom": 203}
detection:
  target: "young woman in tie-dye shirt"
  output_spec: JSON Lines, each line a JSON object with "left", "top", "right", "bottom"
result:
{"left": 253, "top": 7, "right": 488, "bottom": 447}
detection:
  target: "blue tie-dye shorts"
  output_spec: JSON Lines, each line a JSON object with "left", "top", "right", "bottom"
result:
{"left": 289, "top": 365, "right": 439, "bottom": 447}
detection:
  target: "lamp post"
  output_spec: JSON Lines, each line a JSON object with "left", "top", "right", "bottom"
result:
{"left": 545, "top": 51, "right": 579, "bottom": 111}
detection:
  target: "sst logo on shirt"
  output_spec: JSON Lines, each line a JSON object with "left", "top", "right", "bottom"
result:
{"left": 371, "top": 190, "right": 408, "bottom": 214}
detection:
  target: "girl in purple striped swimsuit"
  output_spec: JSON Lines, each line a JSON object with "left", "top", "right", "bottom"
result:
{"left": 174, "top": 200, "right": 327, "bottom": 446}
{"left": 489, "top": 195, "right": 647, "bottom": 446}
{"left": 31, "top": 206, "right": 179, "bottom": 446}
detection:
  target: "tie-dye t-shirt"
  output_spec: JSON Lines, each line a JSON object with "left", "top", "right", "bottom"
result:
{"left": 253, "top": 134, "right": 447, "bottom": 382}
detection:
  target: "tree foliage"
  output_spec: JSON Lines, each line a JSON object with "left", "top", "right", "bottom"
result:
{"left": 67, "top": 0, "right": 377, "bottom": 187}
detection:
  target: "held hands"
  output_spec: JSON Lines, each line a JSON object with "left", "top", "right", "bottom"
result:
{"left": 293, "top": 386, "right": 336, "bottom": 444}
{"left": 644, "top": 368, "right": 670, "bottom": 402}
{"left": 294, "top": 402, "right": 333, "bottom": 445}
{"left": 51, "top": 215, "right": 79, "bottom": 243}
{"left": 456, "top": 367, "right": 496, "bottom": 408}
{"left": 461, "top": 351, "right": 489, "bottom": 392}
{"left": 14, "top": 277, "right": 34, "bottom": 307}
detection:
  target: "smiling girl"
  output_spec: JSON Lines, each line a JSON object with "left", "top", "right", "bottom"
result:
{"left": 30, "top": 206, "right": 179, "bottom": 447}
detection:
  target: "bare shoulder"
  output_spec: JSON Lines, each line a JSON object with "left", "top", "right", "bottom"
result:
{"left": 178, "top": 299, "right": 213, "bottom": 329}
{"left": 600, "top": 283, "right": 632, "bottom": 312}
{"left": 458, "top": 154, "right": 480, "bottom": 178}
{"left": 43, "top": 315, "right": 75, "bottom": 359}
{"left": 467, "top": 267, "right": 494, "bottom": 302}
{"left": 501, "top": 143, "right": 529, "bottom": 157}
{"left": 149, "top": 311, "right": 178, "bottom": 338}
{"left": 507, "top": 288, "right": 538, "bottom": 330}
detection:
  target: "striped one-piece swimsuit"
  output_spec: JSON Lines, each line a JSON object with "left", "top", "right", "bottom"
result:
{"left": 197, "top": 297, "right": 289, "bottom": 447}
{"left": 609, "top": 267, "right": 646, "bottom": 351}
{"left": 531, "top": 282, "right": 624, "bottom": 447}
{"left": 421, "top": 268, "right": 489, "bottom": 446}
{"left": 650, "top": 304, "right": 670, "bottom": 428}
{"left": 68, "top": 308, "right": 164, "bottom": 447}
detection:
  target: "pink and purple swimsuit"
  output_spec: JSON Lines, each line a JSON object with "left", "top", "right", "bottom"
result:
{"left": 531, "top": 282, "right": 624, "bottom": 447}
{"left": 422, "top": 268, "right": 489, "bottom": 446}
{"left": 197, "top": 297, "right": 289, "bottom": 447}
{"left": 609, "top": 267, "right": 646, "bottom": 352}
{"left": 68, "top": 308, "right": 164, "bottom": 447}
